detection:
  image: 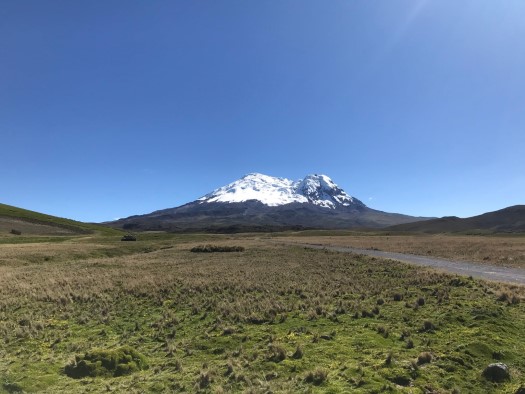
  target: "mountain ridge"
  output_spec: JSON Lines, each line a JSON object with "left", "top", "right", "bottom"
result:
{"left": 198, "top": 173, "right": 364, "bottom": 209}
{"left": 387, "top": 205, "right": 525, "bottom": 233}
{"left": 109, "top": 173, "right": 430, "bottom": 232}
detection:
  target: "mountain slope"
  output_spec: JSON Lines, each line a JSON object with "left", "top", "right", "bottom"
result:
{"left": 109, "top": 173, "right": 430, "bottom": 232}
{"left": 0, "top": 203, "right": 121, "bottom": 236}
{"left": 387, "top": 205, "right": 525, "bottom": 233}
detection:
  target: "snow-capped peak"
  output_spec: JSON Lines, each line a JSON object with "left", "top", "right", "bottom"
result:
{"left": 198, "top": 173, "right": 363, "bottom": 209}
{"left": 296, "top": 174, "right": 357, "bottom": 208}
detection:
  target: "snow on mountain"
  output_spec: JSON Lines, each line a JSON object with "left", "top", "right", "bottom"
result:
{"left": 295, "top": 174, "right": 357, "bottom": 208}
{"left": 198, "top": 173, "right": 307, "bottom": 206}
{"left": 110, "top": 172, "right": 430, "bottom": 232}
{"left": 198, "top": 173, "right": 363, "bottom": 209}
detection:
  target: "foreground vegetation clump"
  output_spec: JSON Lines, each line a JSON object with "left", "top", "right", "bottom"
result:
{"left": 0, "top": 233, "right": 524, "bottom": 392}
{"left": 190, "top": 244, "right": 245, "bottom": 253}
{"left": 304, "top": 368, "right": 328, "bottom": 385}
{"left": 65, "top": 346, "right": 148, "bottom": 378}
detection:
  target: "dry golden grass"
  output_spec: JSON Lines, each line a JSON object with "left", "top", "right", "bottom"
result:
{"left": 1, "top": 236, "right": 523, "bottom": 310}
{"left": 281, "top": 234, "right": 525, "bottom": 268}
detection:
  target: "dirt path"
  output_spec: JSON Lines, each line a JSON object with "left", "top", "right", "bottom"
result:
{"left": 279, "top": 241, "right": 525, "bottom": 285}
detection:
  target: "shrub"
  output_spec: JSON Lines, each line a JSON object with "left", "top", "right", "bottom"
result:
{"left": 190, "top": 245, "right": 245, "bottom": 253}
{"left": 64, "top": 346, "right": 148, "bottom": 378}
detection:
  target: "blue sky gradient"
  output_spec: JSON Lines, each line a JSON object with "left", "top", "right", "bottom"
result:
{"left": 2, "top": 1, "right": 524, "bottom": 222}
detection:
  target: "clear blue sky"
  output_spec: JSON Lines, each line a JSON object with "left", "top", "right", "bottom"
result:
{"left": 1, "top": 1, "right": 524, "bottom": 222}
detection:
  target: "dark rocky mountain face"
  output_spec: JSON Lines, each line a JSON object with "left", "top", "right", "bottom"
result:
{"left": 112, "top": 200, "right": 426, "bottom": 233}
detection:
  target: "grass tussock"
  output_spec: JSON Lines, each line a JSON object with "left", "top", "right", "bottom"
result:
{"left": 64, "top": 346, "right": 148, "bottom": 378}
{"left": 304, "top": 368, "right": 328, "bottom": 385}
{"left": 417, "top": 352, "right": 433, "bottom": 365}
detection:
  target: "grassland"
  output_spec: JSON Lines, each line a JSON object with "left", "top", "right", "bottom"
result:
{"left": 0, "top": 203, "right": 122, "bottom": 237}
{"left": 1, "top": 233, "right": 525, "bottom": 393}
{"left": 276, "top": 232, "right": 525, "bottom": 268}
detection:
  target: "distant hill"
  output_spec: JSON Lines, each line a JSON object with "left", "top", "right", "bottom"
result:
{"left": 387, "top": 205, "right": 525, "bottom": 233}
{"left": 108, "top": 173, "right": 430, "bottom": 232}
{"left": 0, "top": 203, "right": 121, "bottom": 236}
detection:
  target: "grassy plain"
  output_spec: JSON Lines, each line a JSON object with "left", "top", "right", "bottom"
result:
{"left": 276, "top": 232, "right": 525, "bottom": 268}
{"left": 1, "top": 233, "right": 525, "bottom": 393}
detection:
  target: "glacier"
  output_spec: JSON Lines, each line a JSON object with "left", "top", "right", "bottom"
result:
{"left": 198, "top": 173, "right": 361, "bottom": 209}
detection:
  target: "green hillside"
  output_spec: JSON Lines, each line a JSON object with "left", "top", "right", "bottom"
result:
{"left": 0, "top": 203, "right": 121, "bottom": 236}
